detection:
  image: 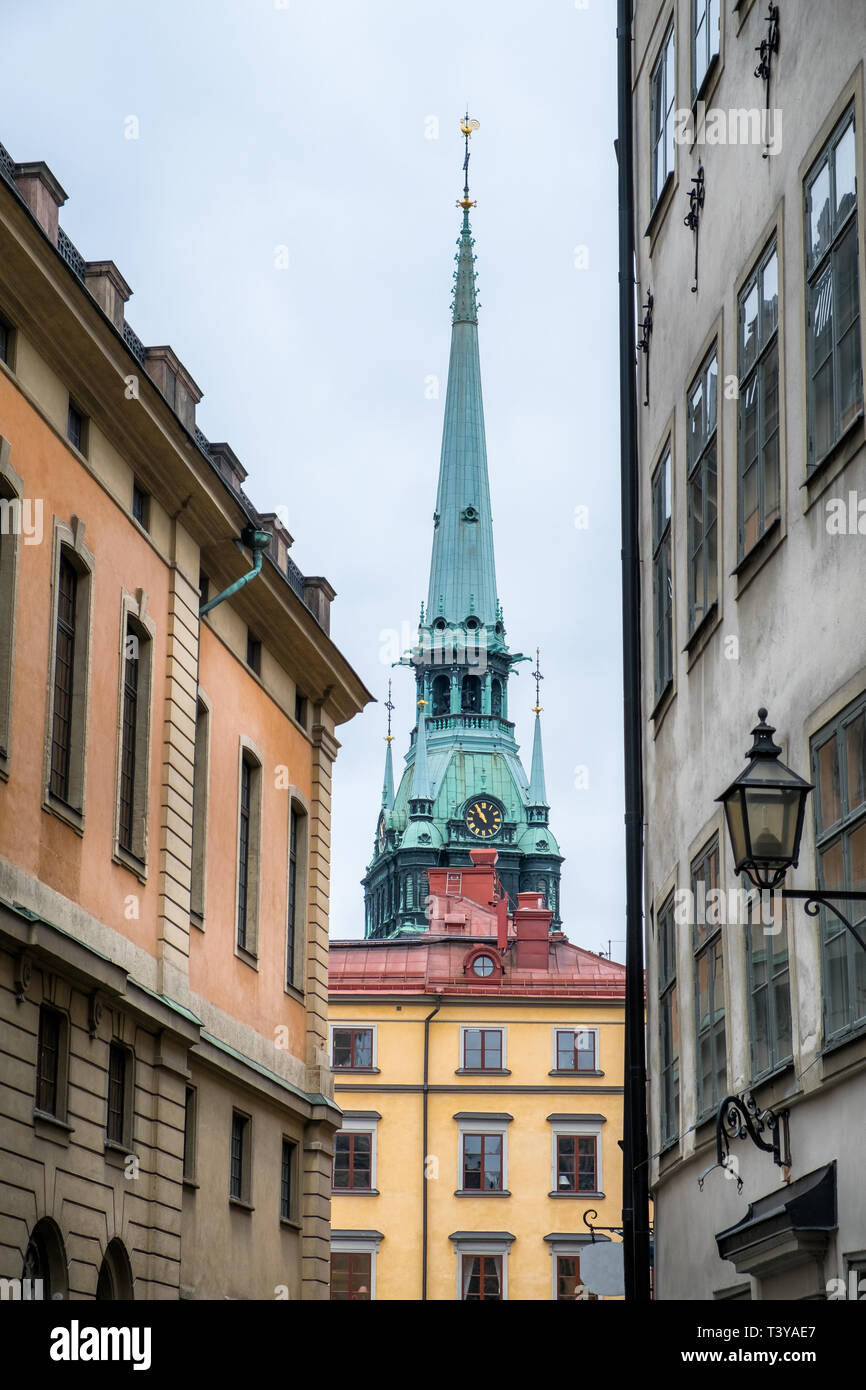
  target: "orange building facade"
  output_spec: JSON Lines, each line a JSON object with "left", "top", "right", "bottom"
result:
{"left": 0, "top": 138, "right": 370, "bottom": 1299}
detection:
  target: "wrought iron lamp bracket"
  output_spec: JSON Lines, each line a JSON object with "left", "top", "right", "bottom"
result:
{"left": 684, "top": 166, "right": 705, "bottom": 293}
{"left": 698, "top": 1092, "right": 790, "bottom": 1194}
{"left": 781, "top": 889, "right": 866, "bottom": 955}
{"left": 637, "top": 290, "right": 654, "bottom": 406}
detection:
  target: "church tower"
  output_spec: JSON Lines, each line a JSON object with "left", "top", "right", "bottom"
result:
{"left": 363, "top": 117, "right": 563, "bottom": 939}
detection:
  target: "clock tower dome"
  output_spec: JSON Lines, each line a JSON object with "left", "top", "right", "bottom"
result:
{"left": 362, "top": 118, "right": 563, "bottom": 939}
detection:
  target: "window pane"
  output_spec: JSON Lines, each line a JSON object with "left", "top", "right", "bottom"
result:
{"left": 817, "top": 737, "right": 842, "bottom": 829}
{"left": 835, "top": 120, "right": 857, "bottom": 225}
{"left": 847, "top": 714, "right": 866, "bottom": 813}
{"left": 354, "top": 1030, "right": 373, "bottom": 1067}
{"left": 810, "top": 160, "right": 832, "bottom": 265}
{"left": 849, "top": 820, "right": 866, "bottom": 897}
{"left": 820, "top": 836, "right": 845, "bottom": 893}
{"left": 464, "top": 1029, "right": 482, "bottom": 1068}
{"left": 332, "top": 1030, "right": 351, "bottom": 1067}
{"left": 556, "top": 1031, "right": 575, "bottom": 1069}
{"left": 774, "top": 968, "right": 793, "bottom": 1062}
{"left": 824, "top": 930, "right": 849, "bottom": 1036}
{"left": 762, "top": 250, "right": 779, "bottom": 340}
{"left": 742, "top": 282, "right": 759, "bottom": 373}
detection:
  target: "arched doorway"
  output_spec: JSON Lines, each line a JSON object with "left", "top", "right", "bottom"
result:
{"left": 96, "top": 1238, "right": 135, "bottom": 1300}
{"left": 22, "top": 1217, "right": 68, "bottom": 1300}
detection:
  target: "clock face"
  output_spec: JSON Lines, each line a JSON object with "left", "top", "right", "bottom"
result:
{"left": 377, "top": 811, "right": 387, "bottom": 850}
{"left": 464, "top": 798, "right": 503, "bottom": 839}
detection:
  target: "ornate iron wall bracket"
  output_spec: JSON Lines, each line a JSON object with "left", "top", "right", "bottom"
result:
{"left": 698, "top": 1093, "right": 790, "bottom": 1194}
{"left": 582, "top": 1208, "right": 623, "bottom": 1242}
{"left": 636, "top": 291, "right": 653, "bottom": 407}
{"left": 684, "top": 166, "right": 705, "bottom": 294}
{"left": 781, "top": 889, "right": 866, "bottom": 955}
{"left": 755, "top": 5, "right": 780, "bottom": 157}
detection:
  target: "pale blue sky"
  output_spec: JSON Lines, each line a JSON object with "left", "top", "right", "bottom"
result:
{"left": 3, "top": 0, "right": 625, "bottom": 954}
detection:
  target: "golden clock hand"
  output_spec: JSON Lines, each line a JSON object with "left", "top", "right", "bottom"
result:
{"left": 476, "top": 808, "right": 487, "bottom": 823}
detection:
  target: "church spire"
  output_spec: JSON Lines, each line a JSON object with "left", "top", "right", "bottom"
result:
{"left": 409, "top": 697, "right": 433, "bottom": 815}
{"left": 529, "top": 649, "right": 548, "bottom": 808}
{"left": 426, "top": 115, "right": 499, "bottom": 630}
{"left": 381, "top": 680, "right": 395, "bottom": 811}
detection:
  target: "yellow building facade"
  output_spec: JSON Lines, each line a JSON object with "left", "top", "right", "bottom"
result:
{"left": 329, "top": 853, "right": 627, "bottom": 1301}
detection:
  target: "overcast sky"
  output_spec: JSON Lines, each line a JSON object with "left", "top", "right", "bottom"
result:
{"left": 3, "top": 0, "right": 626, "bottom": 955}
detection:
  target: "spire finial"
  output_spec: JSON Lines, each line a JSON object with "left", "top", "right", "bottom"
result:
{"left": 384, "top": 678, "right": 395, "bottom": 743}
{"left": 458, "top": 112, "right": 480, "bottom": 211}
{"left": 532, "top": 647, "right": 544, "bottom": 714}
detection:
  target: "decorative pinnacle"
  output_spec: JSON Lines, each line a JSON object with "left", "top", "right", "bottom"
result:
{"left": 417, "top": 696, "right": 428, "bottom": 710}
{"left": 532, "top": 647, "right": 544, "bottom": 714}
{"left": 384, "top": 679, "right": 395, "bottom": 743}
{"left": 457, "top": 112, "right": 480, "bottom": 210}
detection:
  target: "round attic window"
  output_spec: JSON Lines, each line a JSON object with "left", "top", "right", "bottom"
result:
{"left": 472, "top": 954, "right": 495, "bottom": 978}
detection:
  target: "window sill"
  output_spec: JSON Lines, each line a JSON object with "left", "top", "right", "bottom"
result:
{"left": 280, "top": 1217, "right": 302, "bottom": 1231}
{"left": 33, "top": 1109, "right": 73, "bottom": 1145}
{"left": 732, "top": 515, "right": 784, "bottom": 598}
{"left": 331, "top": 1189, "right": 380, "bottom": 1197}
{"left": 734, "top": 0, "right": 760, "bottom": 33}
{"left": 456, "top": 1069, "right": 512, "bottom": 1077}
{"left": 190, "top": 911, "right": 205, "bottom": 933}
{"left": 284, "top": 982, "right": 306, "bottom": 1005}
{"left": 548, "top": 1191, "right": 605, "bottom": 1200}
{"left": 112, "top": 845, "right": 147, "bottom": 884}
{"left": 749, "top": 1058, "right": 796, "bottom": 1108}
{"left": 454, "top": 1189, "right": 511, "bottom": 1198}
{"left": 650, "top": 680, "right": 675, "bottom": 734}
{"left": 332, "top": 1067, "right": 380, "bottom": 1075}
{"left": 229, "top": 1197, "right": 255, "bottom": 1213}
{"left": 690, "top": 53, "right": 722, "bottom": 121}
{"left": 235, "top": 944, "right": 259, "bottom": 971}
{"left": 42, "top": 793, "right": 84, "bottom": 837}
{"left": 548, "top": 1069, "right": 605, "bottom": 1079}
{"left": 183, "top": 1177, "right": 199, "bottom": 1191}
{"left": 0, "top": 752, "right": 8, "bottom": 783}
{"left": 645, "top": 170, "right": 677, "bottom": 253}
{"left": 104, "top": 1140, "right": 134, "bottom": 1167}
{"left": 821, "top": 1021, "right": 866, "bottom": 1080}
{"left": 658, "top": 1138, "right": 681, "bottom": 1176}
{"left": 803, "top": 411, "right": 866, "bottom": 509}
{"left": 684, "top": 599, "right": 720, "bottom": 671}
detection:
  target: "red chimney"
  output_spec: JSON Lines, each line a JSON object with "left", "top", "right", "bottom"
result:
{"left": 512, "top": 891, "right": 553, "bottom": 970}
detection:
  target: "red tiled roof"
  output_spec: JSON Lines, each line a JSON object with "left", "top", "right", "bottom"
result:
{"left": 328, "top": 934, "right": 626, "bottom": 999}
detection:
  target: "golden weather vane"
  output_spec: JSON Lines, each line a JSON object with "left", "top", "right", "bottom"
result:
{"left": 384, "top": 678, "right": 395, "bottom": 743}
{"left": 457, "top": 111, "right": 480, "bottom": 211}
{"left": 532, "top": 648, "right": 544, "bottom": 714}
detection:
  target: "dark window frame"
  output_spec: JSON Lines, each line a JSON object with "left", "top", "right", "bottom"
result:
{"left": 658, "top": 891, "right": 680, "bottom": 1146}
{"left": 555, "top": 1134, "right": 598, "bottom": 1193}
{"left": 461, "top": 1132, "right": 504, "bottom": 1192}
{"left": 686, "top": 347, "right": 719, "bottom": 636}
{"left": 811, "top": 693, "right": 866, "bottom": 1041}
{"left": 805, "top": 106, "right": 863, "bottom": 471}
{"left": 691, "top": 0, "right": 720, "bottom": 102}
{"left": 106, "top": 1041, "right": 133, "bottom": 1148}
{"left": 461, "top": 1253, "right": 502, "bottom": 1301}
{"left": 693, "top": 835, "right": 727, "bottom": 1120}
{"left": 555, "top": 1028, "right": 597, "bottom": 1072}
{"left": 35, "top": 1005, "right": 64, "bottom": 1118}
{"left": 330, "top": 1251, "right": 372, "bottom": 1301}
{"left": 229, "top": 1110, "right": 251, "bottom": 1203}
{"left": 66, "top": 400, "right": 87, "bottom": 455}
{"left": 280, "top": 1137, "right": 298, "bottom": 1220}
{"left": 651, "top": 446, "right": 673, "bottom": 703}
{"left": 737, "top": 238, "right": 781, "bottom": 557}
{"left": 650, "top": 21, "right": 676, "bottom": 209}
{"left": 332, "top": 1130, "right": 373, "bottom": 1191}
{"left": 556, "top": 1253, "right": 599, "bottom": 1301}
{"left": 463, "top": 1027, "right": 503, "bottom": 1070}
{"left": 332, "top": 1027, "right": 374, "bottom": 1070}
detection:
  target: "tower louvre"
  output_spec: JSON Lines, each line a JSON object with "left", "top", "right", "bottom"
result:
{"left": 363, "top": 124, "right": 562, "bottom": 939}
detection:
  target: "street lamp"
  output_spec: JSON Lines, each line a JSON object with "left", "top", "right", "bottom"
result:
{"left": 716, "top": 709, "right": 812, "bottom": 891}
{"left": 718, "top": 708, "right": 866, "bottom": 952}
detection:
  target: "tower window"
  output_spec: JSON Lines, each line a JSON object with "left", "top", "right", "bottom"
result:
{"left": 491, "top": 678, "right": 503, "bottom": 717}
{"left": 461, "top": 674, "right": 481, "bottom": 713}
{"left": 432, "top": 673, "right": 450, "bottom": 716}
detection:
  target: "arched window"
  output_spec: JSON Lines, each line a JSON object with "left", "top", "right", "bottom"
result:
{"left": 491, "top": 679, "right": 502, "bottom": 717}
{"left": 96, "top": 1238, "right": 134, "bottom": 1300}
{"left": 461, "top": 675, "right": 481, "bottom": 713}
{"left": 22, "top": 1217, "right": 68, "bottom": 1301}
{"left": 432, "top": 674, "right": 450, "bottom": 716}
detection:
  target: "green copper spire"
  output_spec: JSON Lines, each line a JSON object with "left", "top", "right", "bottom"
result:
{"left": 529, "top": 649, "right": 548, "bottom": 806}
{"left": 409, "top": 700, "right": 433, "bottom": 810}
{"left": 381, "top": 680, "right": 396, "bottom": 810}
{"left": 427, "top": 117, "right": 499, "bottom": 630}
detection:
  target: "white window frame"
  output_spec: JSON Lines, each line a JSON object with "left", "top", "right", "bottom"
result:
{"left": 330, "top": 1232, "right": 382, "bottom": 1301}
{"left": 455, "top": 1114, "right": 511, "bottom": 1194}
{"left": 329, "top": 1022, "right": 378, "bottom": 1070}
{"left": 450, "top": 1234, "right": 514, "bottom": 1301}
{"left": 459, "top": 1024, "right": 507, "bottom": 1072}
{"left": 333, "top": 1112, "right": 379, "bottom": 1193}
{"left": 549, "top": 1117, "right": 605, "bottom": 1197}
{"left": 551, "top": 1025, "right": 600, "bottom": 1073}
